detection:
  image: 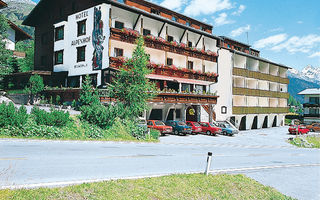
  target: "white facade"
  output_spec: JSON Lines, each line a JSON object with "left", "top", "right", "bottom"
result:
{"left": 54, "top": 4, "right": 110, "bottom": 86}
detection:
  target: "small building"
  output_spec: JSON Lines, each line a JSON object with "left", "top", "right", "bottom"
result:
{"left": 0, "top": 0, "right": 32, "bottom": 58}
{"left": 298, "top": 88, "right": 320, "bottom": 124}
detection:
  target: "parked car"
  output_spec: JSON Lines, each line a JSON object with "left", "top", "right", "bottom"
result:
{"left": 288, "top": 125, "right": 310, "bottom": 135}
{"left": 147, "top": 120, "right": 172, "bottom": 136}
{"left": 199, "top": 122, "right": 222, "bottom": 136}
{"left": 186, "top": 121, "right": 202, "bottom": 134}
{"left": 165, "top": 120, "right": 192, "bottom": 136}
{"left": 306, "top": 123, "right": 320, "bottom": 132}
{"left": 217, "top": 122, "right": 239, "bottom": 136}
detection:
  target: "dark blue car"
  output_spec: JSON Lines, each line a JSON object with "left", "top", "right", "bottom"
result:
{"left": 165, "top": 120, "right": 192, "bottom": 136}
{"left": 217, "top": 122, "right": 239, "bottom": 136}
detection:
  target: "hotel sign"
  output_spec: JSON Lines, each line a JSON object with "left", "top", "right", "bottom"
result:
{"left": 71, "top": 36, "right": 91, "bottom": 46}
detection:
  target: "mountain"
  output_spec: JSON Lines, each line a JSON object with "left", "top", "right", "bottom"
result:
{"left": 288, "top": 66, "right": 320, "bottom": 103}
{"left": 0, "top": 0, "right": 36, "bottom": 36}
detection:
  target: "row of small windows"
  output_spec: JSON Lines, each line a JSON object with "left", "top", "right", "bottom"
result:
{"left": 54, "top": 46, "right": 86, "bottom": 65}
{"left": 54, "top": 19, "right": 86, "bottom": 42}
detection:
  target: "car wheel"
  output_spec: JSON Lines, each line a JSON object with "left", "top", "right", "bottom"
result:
{"left": 174, "top": 130, "right": 179, "bottom": 135}
{"left": 206, "top": 131, "right": 211, "bottom": 135}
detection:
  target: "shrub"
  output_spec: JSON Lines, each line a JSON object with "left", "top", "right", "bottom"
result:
{"left": 81, "top": 122, "right": 106, "bottom": 139}
{"left": 0, "top": 102, "right": 28, "bottom": 128}
{"left": 31, "top": 106, "right": 70, "bottom": 127}
{"left": 80, "top": 103, "right": 127, "bottom": 129}
{"left": 0, "top": 123, "right": 62, "bottom": 138}
{"left": 79, "top": 75, "right": 100, "bottom": 106}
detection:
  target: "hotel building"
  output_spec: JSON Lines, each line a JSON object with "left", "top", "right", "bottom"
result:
{"left": 22, "top": 0, "right": 289, "bottom": 128}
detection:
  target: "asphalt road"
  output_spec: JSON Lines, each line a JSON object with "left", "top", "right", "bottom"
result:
{"left": 0, "top": 126, "right": 319, "bottom": 200}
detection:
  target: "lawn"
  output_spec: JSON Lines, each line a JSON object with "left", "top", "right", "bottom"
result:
{"left": 0, "top": 174, "right": 294, "bottom": 200}
{"left": 289, "top": 135, "right": 320, "bottom": 148}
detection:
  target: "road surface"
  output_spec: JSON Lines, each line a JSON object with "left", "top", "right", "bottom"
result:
{"left": 0, "top": 126, "right": 319, "bottom": 200}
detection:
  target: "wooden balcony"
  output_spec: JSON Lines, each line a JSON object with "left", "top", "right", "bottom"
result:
{"left": 233, "top": 68, "right": 289, "bottom": 84}
{"left": 151, "top": 92, "right": 218, "bottom": 104}
{"left": 110, "top": 28, "right": 217, "bottom": 63}
{"left": 233, "top": 87, "right": 289, "bottom": 99}
{"left": 233, "top": 106, "right": 289, "bottom": 114}
{"left": 109, "top": 57, "right": 218, "bottom": 82}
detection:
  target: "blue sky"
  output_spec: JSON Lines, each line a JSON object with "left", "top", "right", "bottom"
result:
{"left": 32, "top": 0, "right": 320, "bottom": 71}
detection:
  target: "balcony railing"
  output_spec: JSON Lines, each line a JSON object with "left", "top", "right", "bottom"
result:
{"left": 233, "top": 106, "right": 289, "bottom": 114}
{"left": 99, "top": 89, "right": 218, "bottom": 105}
{"left": 233, "top": 87, "right": 289, "bottom": 99}
{"left": 110, "top": 28, "right": 218, "bottom": 62}
{"left": 233, "top": 68, "right": 289, "bottom": 84}
{"left": 110, "top": 57, "right": 218, "bottom": 82}
{"left": 303, "top": 103, "right": 320, "bottom": 108}
{"left": 304, "top": 114, "right": 320, "bottom": 118}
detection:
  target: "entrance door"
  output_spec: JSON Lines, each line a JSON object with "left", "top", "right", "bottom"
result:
{"left": 272, "top": 116, "right": 277, "bottom": 127}
{"left": 239, "top": 116, "right": 246, "bottom": 130}
{"left": 186, "top": 106, "right": 198, "bottom": 122}
{"left": 251, "top": 116, "right": 258, "bottom": 129}
{"left": 262, "top": 116, "right": 268, "bottom": 128}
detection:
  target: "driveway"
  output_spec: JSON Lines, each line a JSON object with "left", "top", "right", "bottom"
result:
{"left": 0, "top": 126, "right": 319, "bottom": 200}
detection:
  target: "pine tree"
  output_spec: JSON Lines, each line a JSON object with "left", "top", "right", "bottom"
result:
{"left": 79, "top": 75, "right": 100, "bottom": 106}
{"left": 0, "top": 14, "right": 13, "bottom": 76}
{"left": 108, "top": 36, "right": 156, "bottom": 118}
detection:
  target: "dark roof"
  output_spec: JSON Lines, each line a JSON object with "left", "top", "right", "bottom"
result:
{"left": 23, "top": 0, "right": 220, "bottom": 40}
{"left": 8, "top": 21, "right": 32, "bottom": 41}
{"left": 219, "top": 36, "right": 252, "bottom": 48}
{"left": 0, "top": 0, "right": 7, "bottom": 8}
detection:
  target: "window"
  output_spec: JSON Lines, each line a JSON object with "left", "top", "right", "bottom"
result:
{"left": 221, "top": 106, "right": 227, "bottom": 114}
{"left": 41, "top": 55, "right": 47, "bottom": 66}
{"left": 41, "top": 33, "right": 49, "bottom": 45}
{"left": 54, "top": 50, "right": 64, "bottom": 65}
{"left": 72, "top": 1, "right": 76, "bottom": 12}
{"left": 77, "top": 20, "right": 86, "bottom": 36}
{"left": 77, "top": 46, "right": 86, "bottom": 62}
{"left": 167, "top": 35, "right": 173, "bottom": 42}
{"left": 186, "top": 21, "right": 191, "bottom": 26}
{"left": 115, "top": 21, "right": 124, "bottom": 29}
{"left": 114, "top": 48, "right": 123, "bottom": 57}
{"left": 188, "top": 41, "right": 193, "bottom": 48}
{"left": 147, "top": 121, "right": 153, "bottom": 126}
{"left": 118, "top": 0, "right": 125, "bottom": 3}
{"left": 151, "top": 8, "right": 160, "bottom": 15}
{"left": 167, "top": 58, "right": 173, "bottom": 66}
{"left": 200, "top": 26, "right": 206, "bottom": 31}
{"left": 187, "top": 61, "right": 193, "bottom": 70}
{"left": 143, "top": 29, "right": 151, "bottom": 36}
{"left": 55, "top": 26, "right": 64, "bottom": 41}
{"left": 172, "top": 16, "right": 178, "bottom": 22}
{"left": 310, "top": 97, "right": 320, "bottom": 104}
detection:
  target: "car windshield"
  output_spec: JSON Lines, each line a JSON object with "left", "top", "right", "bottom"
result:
{"left": 155, "top": 121, "right": 165, "bottom": 126}
{"left": 291, "top": 125, "right": 298, "bottom": 128}
{"left": 224, "top": 124, "right": 232, "bottom": 128}
{"left": 193, "top": 122, "right": 201, "bottom": 127}
{"left": 178, "top": 122, "right": 186, "bottom": 126}
{"left": 209, "top": 123, "right": 217, "bottom": 127}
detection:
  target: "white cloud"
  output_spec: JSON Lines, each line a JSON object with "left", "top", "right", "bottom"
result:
{"left": 214, "top": 13, "right": 234, "bottom": 26}
{"left": 271, "top": 34, "right": 320, "bottom": 53}
{"left": 253, "top": 34, "right": 288, "bottom": 49}
{"left": 184, "top": 0, "right": 232, "bottom": 17}
{"left": 232, "top": 5, "right": 246, "bottom": 15}
{"left": 269, "top": 27, "right": 284, "bottom": 33}
{"left": 309, "top": 52, "right": 320, "bottom": 58}
{"left": 230, "top": 25, "right": 250, "bottom": 37}
{"left": 297, "top": 21, "right": 303, "bottom": 24}
{"left": 160, "top": 0, "right": 187, "bottom": 11}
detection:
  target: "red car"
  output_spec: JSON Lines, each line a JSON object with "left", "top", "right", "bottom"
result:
{"left": 186, "top": 121, "right": 202, "bottom": 134}
{"left": 199, "top": 122, "right": 222, "bottom": 136}
{"left": 288, "top": 125, "right": 310, "bottom": 135}
{"left": 147, "top": 120, "right": 173, "bottom": 136}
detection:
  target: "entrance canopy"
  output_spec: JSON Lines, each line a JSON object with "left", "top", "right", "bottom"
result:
{"left": 146, "top": 74, "right": 212, "bottom": 86}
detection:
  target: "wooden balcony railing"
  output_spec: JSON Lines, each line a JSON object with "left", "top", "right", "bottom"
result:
{"left": 99, "top": 89, "right": 218, "bottom": 105}
{"left": 110, "top": 28, "right": 218, "bottom": 63}
{"left": 233, "top": 68, "right": 289, "bottom": 84}
{"left": 233, "top": 87, "right": 289, "bottom": 99}
{"left": 233, "top": 106, "right": 289, "bottom": 114}
{"left": 110, "top": 57, "right": 218, "bottom": 82}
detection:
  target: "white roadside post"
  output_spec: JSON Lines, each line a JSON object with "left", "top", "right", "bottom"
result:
{"left": 205, "top": 152, "right": 213, "bottom": 176}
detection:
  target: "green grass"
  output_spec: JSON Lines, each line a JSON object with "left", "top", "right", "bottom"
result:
{"left": 0, "top": 174, "right": 294, "bottom": 200}
{"left": 0, "top": 116, "right": 159, "bottom": 143}
{"left": 289, "top": 135, "right": 320, "bottom": 148}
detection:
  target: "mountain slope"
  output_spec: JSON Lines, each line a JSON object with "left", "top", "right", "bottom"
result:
{"left": 288, "top": 66, "right": 320, "bottom": 103}
{"left": 0, "top": 0, "right": 36, "bottom": 36}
